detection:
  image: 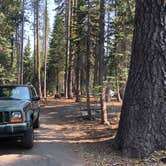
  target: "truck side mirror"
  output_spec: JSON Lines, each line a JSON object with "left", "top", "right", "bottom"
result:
{"left": 31, "top": 96, "right": 40, "bottom": 101}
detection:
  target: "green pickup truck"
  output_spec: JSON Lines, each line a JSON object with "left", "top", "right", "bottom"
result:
{"left": 0, "top": 85, "right": 40, "bottom": 149}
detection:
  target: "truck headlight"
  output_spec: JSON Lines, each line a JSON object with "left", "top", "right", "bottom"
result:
{"left": 10, "top": 112, "right": 22, "bottom": 123}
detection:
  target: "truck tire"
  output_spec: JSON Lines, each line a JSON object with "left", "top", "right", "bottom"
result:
{"left": 22, "top": 126, "right": 34, "bottom": 149}
{"left": 33, "top": 117, "right": 40, "bottom": 129}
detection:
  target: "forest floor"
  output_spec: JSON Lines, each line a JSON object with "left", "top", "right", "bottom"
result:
{"left": 0, "top": 98, "right": 165, "bottom": 166}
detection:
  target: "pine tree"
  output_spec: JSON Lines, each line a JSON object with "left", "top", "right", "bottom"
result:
{"left": 23, "top": 37, "right": 32, "bottom": 84}
{"left": 47, "top": 15, "right": 66, "bottom": 94}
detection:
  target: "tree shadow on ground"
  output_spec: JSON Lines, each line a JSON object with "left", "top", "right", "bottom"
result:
{"left": 0, "top": 98, "right": 120, "bottom": 151}
{"left": 0, "top": 99, "right": 163, "bottom": 165}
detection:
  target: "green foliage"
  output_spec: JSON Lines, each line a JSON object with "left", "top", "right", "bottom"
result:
{"left": 23, "top": 37, "right": 33, "bottom": 84}
{"left": 106, "top": 0, "right": 135, "bottom": 96}
{"left": 47, "top": 14, "right": 66, "bottom": 93}
{"left": 0, "top": 0, "right": 22, "bottom": 84}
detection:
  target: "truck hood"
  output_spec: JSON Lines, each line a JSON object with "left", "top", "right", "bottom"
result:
{"left": 0, "top": 100, "right": 30, "bottom": 111}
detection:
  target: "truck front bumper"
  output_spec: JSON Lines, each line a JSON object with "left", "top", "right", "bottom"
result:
{"left": 0, "top": 123, "right": 30, "bottom": 138}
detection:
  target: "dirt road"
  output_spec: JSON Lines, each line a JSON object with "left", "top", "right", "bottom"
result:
{"left": 0, "top": 99, "right": 160, "bottom": 166}
{"left": 0, "top": 99, "right": 85, "bottom": 166}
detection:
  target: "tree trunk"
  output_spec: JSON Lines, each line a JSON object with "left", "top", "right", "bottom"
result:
{"left": 10, "top": 38, "right": 14, "bottom": 67}
{"left": 64, "top": 0, "right": 71, "bottom": 98}
{"left": 36, "top": 0, "right": 42, "bottom": 98}
{"left": 67, "top": 0, "right": 74, "bottom": 99}
{"left": 16, "top": 26, "right": 21, "bottom": 84}
{"left": 86, "top": 0, "right": 92, "bottom": 119}
{"left": 75, "top": 0, "right": 81, "bottom": 102}
{"left": 116, "top": 77, "right": 122, "bottom": 102}
{"left": 56, "top": 69, "right": 59, "bottom": 94}
{"left": 80, "top": 65, "right": 84, "bottom": 95}
{"left": 93, "top": 45, "right": 99, "bottom": 87}
{"left": 20, "top": 0, "right": 25, "bottom": 84}
{"left": 115, "top": 0, "right": 166, "bottom": 158}
{"left": 43, "top": 0, "right": 48, "bottom": 103}
{"left": 33, "top": 0, "right": 37, "bottom": 88}
{"left": 98, "top": 0, "right": 109, "bottom": 125}
{"left": 75, "top": 41, "right": 81, "bottom": 102}
{"left": 67, "top": 54, "right": 73, "bottom": 99}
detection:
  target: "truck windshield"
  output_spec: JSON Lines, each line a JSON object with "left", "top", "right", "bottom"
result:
{"left": 0, "top": 86, "right": 30, "bottom": 100}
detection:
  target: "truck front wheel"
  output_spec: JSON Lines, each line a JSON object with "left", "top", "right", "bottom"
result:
{"left": 21, "top": 126, "right": 34, "bottom": 149}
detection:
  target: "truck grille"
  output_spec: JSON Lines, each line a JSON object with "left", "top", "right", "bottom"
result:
{"left": 0, "top": 112, "right": 10, "bottom": 123}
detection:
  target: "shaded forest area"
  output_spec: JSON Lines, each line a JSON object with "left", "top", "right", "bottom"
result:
{"left": 1, "top": 0, "right": 166, "bottom": 160}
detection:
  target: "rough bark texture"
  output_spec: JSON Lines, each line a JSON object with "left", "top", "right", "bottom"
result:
{"left": 115, "top": 0, "right": 166, "bottom": 158}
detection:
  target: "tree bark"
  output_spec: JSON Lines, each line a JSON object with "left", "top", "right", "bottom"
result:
{"left": 67, "top": 0, "right": 74, "bottom": 99}
{"left": 86, "top": 0, "right": 92, "bottom": 119}
{"left": 43, "top": 0, "right": 48, "bottom": 103}
{"left": 56, "top": 69, "right": 59, "bottom": 94}
{"left": 75, "top": 0, "right": 81, "bottom": 102}
{"left": 16, "top": 26, "right": 21, "bottom": 84}
{"left": 20, "top": 0, "right": 25, "bottom": 84}
{"left": 64, "top": 0, "right": 71, "bottom": 98}
{"left": 93, "top": 45, "right": 99, "bottom": 87}
{"left": 67, "top": 53, "right": 73, "bottom": 99}
{"left": 33, "top": 0, "right": 37, "bottom": 88}
{"left": 36, "top": 0, "right": 42, "bottom": 98}
{"left": 115, "top": 0, "right": 166, "bottom": 158}
{"left": 75, "top": 41, "right": 81, "bottom": 102}
{"left": 116, "top": 76, "right": 122, "bottom": 102}
{"left": 98, "top": 0, "right": 109, "bottom": 125}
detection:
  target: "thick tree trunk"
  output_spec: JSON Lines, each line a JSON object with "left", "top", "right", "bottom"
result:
{"left": 115, "top": 1, "right": 166, "bottom": 158}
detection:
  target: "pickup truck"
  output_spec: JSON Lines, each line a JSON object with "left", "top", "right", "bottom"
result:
{"left": 0, "top": 85, "right": 40, "bottom": 149}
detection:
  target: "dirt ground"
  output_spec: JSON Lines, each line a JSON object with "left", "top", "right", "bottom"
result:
{"left": 0, "top": 98, "right": 165, "bottom": 166}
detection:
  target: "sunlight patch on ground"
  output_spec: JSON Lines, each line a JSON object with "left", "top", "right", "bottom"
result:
{"left": 0, "top": 154, "right": 42, "bottom": 165}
